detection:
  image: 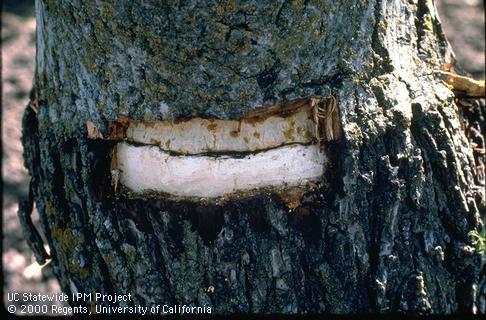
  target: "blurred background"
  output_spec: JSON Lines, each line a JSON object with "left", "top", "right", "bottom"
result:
{"left": 2, "top": 0, "right": 485, "bottom": 315}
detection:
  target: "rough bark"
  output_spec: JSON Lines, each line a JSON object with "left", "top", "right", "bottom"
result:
{"left": 21, "top": 0, "right": 484, "bottom": 315}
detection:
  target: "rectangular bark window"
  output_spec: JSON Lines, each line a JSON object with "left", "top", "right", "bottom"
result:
{"left": 87, "top": 95, "right": 340, "bottom": 201}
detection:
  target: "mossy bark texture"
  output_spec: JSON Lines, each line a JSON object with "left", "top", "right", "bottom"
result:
{"left": 22, "top": 0, "right": 484, "bottom": 314}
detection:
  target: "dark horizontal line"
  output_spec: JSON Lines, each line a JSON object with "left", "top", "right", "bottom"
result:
{"left": 120, "top": 140, "right": 320, "bottom": 159}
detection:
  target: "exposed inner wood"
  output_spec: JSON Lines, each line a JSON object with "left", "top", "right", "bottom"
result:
{"left": 88, "top": 95, "right": 340, "bottom": 200}
{"left": 93, "top": 95, "right": 341, "bottom": 155}
{"left": 115, "top": 142, "right": 326, "bottom": 198}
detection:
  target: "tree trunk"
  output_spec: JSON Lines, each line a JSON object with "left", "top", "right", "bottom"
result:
{"left": 21, "top": 0, "right": 484, "bottom": 315}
